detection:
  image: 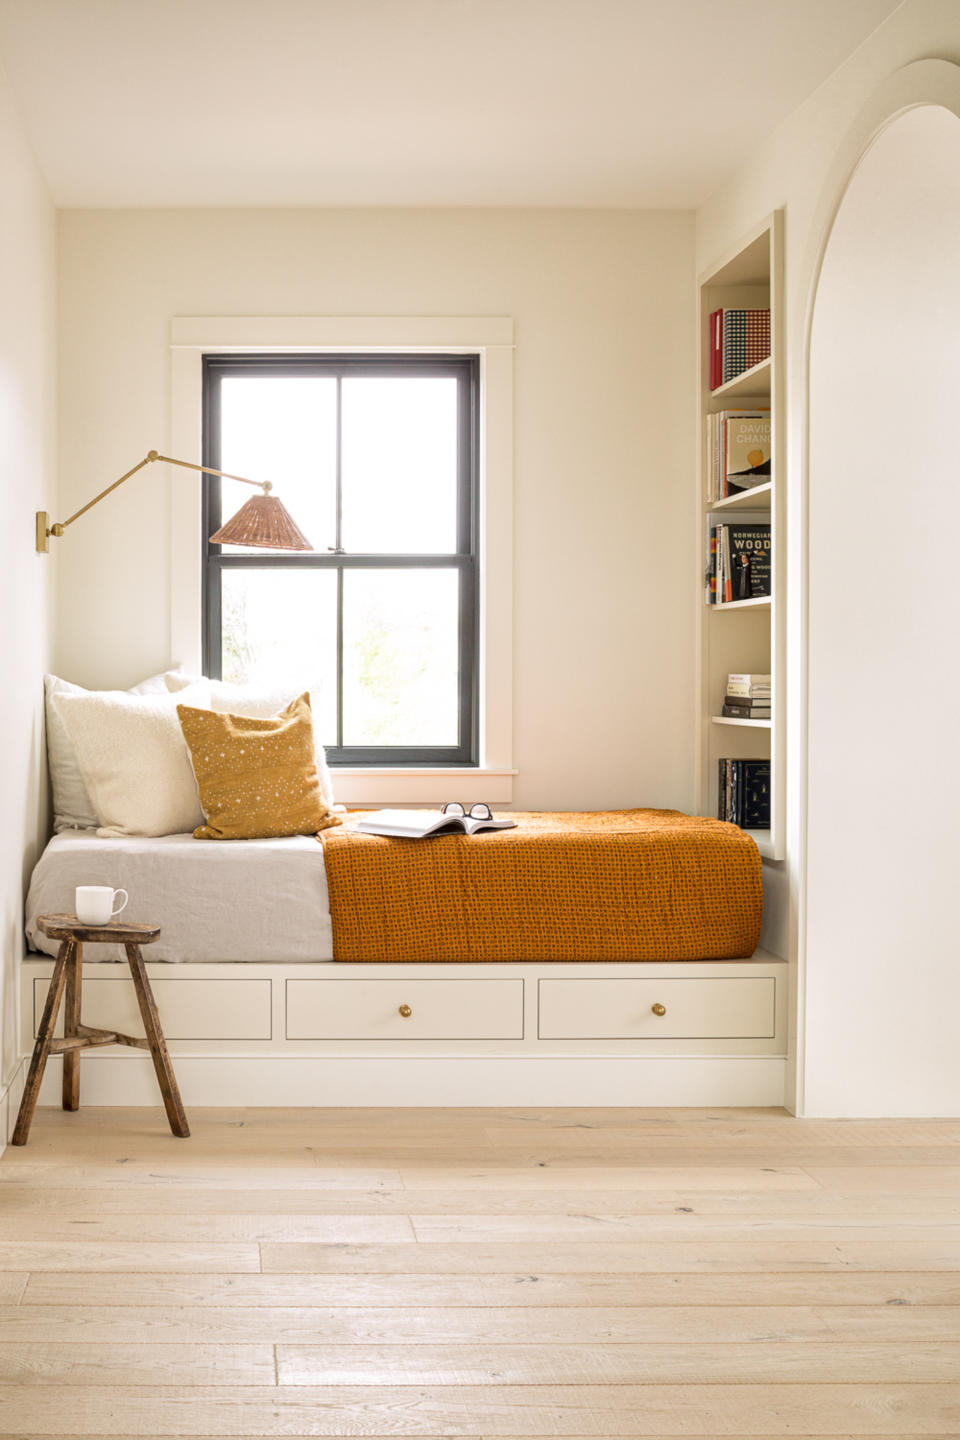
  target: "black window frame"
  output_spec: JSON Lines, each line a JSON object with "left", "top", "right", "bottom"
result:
{"left": 202, "top": 352, "right": 480, "bottom": 767}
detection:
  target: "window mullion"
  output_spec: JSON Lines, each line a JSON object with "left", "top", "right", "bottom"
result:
{"left": 334, "top": 374, "right": 343, "bottom": 553}
{"left": 336, "top": 565, "right": 344, "bottom": 750}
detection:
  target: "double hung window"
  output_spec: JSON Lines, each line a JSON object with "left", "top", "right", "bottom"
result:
{"left": 202, "top": 354, "right": 479, "bottom": 765}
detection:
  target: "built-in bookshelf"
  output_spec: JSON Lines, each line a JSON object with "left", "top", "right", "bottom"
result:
{"left": 697, "top": 213, "right": 784, "bottom": 861}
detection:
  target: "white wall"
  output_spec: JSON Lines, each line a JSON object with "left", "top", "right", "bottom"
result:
{"left": 696, "top": 0, "right": 960, "bottom": 1112}
{"left": 806, "top": 105, "right": 960, "bottom": 1116}
{"left": 56, "top": 208, "right": 695, "bottom": 812}
{"left": 0, "top": 60, "right": 56, "bottom": 1140}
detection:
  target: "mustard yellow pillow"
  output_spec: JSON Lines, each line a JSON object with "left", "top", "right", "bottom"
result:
{"left": 177, "top": 692, "right": 341, "bottom": 841}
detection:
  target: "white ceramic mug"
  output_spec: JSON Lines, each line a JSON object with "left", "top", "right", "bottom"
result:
{"left": 75, "top": 885, "right": 128, "bottom": 925}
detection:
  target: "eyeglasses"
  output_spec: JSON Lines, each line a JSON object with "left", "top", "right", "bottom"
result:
{"left": 442, "top": 801, "right": 493, "bottom": 820}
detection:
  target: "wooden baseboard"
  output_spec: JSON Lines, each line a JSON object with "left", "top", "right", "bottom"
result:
{"left": 32, "top": 1053, "right": 786, "bottom": 1108}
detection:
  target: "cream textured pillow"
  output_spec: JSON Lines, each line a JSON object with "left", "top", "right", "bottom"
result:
{"left": 177, "top": 692, "right": 340, "bottom": 840}
{"left": 45, "top": 669, "right": 190, "bottom": 831}
{"left": 53, "top": 681, "right": 211, "bottom": 837}
{"left": 165, "top": 675, "right": 336, "bottom": 807}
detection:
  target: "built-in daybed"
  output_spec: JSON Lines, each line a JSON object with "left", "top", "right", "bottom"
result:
{"left": 21, "top": 811, "right": 787, "bottom": 1108}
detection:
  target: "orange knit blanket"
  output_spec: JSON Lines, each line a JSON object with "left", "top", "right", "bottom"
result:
{"left": 319, "top": 809, "right": 762, "bottom": 962}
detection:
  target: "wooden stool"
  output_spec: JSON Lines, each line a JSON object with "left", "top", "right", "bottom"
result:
{"left": 12, "top": 914, "right": 190, "bottom": 1145}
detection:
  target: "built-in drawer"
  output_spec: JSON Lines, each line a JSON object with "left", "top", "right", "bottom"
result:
{"left": 34, "top": 977, "right": 272, "bottom": 1041}
{"left": 286, "top": 978, "right": 524, "bottom": 1040}
{"left": 538, "top": 976, "right": 776, "bottom": 1040}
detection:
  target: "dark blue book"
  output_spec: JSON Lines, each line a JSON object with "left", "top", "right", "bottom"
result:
{"left": 740, "top": 760, "right": 771, "bottom": 830}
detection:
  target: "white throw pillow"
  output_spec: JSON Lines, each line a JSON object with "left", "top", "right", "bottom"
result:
{"left": 53, "top": 681, "right": 211, "bottom": 837}
{"left": 45, "top": 669, "right": 190, "bottom": 831}
{"left": 165, "top": 675, "right": 336, "bottom": 808}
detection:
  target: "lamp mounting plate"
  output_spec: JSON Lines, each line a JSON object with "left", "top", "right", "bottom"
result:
{"left": 36, "top": 512, "right": 50, "bottom": 553}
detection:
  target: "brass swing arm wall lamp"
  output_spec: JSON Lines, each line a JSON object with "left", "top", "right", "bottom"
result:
{"left": 36, "top": 449, "right": 312, "bottom": 554}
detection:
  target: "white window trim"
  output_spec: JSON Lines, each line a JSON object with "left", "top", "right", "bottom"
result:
{"left": 169, "top": 316, "right": 515, "bottom": 805}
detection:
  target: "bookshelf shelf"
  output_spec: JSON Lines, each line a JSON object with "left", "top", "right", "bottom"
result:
{"left": 708, "top": 595, "right": 771, "bottom": 612}
{"left": 746, "top": 830, "right": 774, "bottom": 860}
{"left": 709, "top": 482, "right": 772, "bottom": 512}
{"left": 709, "top": 356, "right": 771, "bottom": 401}
{"left": 697, "top": 211, "right": 784, "bottom": 863}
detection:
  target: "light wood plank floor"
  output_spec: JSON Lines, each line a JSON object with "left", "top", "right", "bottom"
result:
{"left": 0, "top": 1106, "right": 958, "bottom": 1437}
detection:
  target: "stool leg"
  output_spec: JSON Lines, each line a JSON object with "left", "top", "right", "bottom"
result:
{"left": 12, "top": 939, "right": 73, "bottom": 1146}
{"left": 62, "top": 940, "right": 83, "bottom": 1112}
{"left": 124, "top": 943, "right": 190, "bottom": 1139}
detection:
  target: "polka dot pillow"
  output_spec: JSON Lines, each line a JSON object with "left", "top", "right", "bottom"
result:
{"left": 177, "top": 692, "right": 341, "bottom": 841}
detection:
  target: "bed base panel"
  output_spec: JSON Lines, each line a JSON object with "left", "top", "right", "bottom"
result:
{"left": 13, "top": 955, "right": 788, "bottom": 1116}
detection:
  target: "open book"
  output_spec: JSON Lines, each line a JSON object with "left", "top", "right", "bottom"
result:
{"left": 354, "top": 809, "right": 518, "bottom": 839}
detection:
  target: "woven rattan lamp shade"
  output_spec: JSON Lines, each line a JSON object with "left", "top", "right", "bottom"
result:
{"left": 209, "top": 494, "right": 312, "bottom": 551}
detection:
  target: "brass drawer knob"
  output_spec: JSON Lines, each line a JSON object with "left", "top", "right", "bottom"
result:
{"left": 398, "top": 1004, "right": 412, "bottom": 1018}
{"left": 651, "top": 1003, "right": 667, "bottom": 1016}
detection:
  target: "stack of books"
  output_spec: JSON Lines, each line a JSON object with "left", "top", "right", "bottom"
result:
{"left": 722, "top": 673, "right": 770, "bottom": 720}
{"left": 706, "top": 522, "right": 771, "bottom": 603}
{"left": 708, "top": 308, "right": 771, "bottom": 389}
{"left": 705, "top": 409, "right": 771, "bottom": 501}
{"left": 718, "top": 758, "right": 771, "bottom": 830}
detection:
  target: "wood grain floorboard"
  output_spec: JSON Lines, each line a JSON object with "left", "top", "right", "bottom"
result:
{"left": 397, "top": 1165, "right": 821, "bottom": 1190}
{"left": 275, "top": 1339, "right": 960, "bottom": 1384}
{"left": 0, "top": 1214, "right": 415, "bottom": 1242}
{"left": 805, "top": 1166, "right": 960, "bottom": 1192}
{"left": 0, "top": 1163, "right": 404, "bottom": 1189}
{"left": 23, "top": 1269, "right": 960, "bottom": 1308}
{"left": 0, "top": 1241, "right": 260, "bottom": 1272}
{"left": 8, "top": 1301, "right": 960, "bottom": 1344}
{"left": 409, "top": 1215, "right": 960, "bottom": 1242}
{"left": 259, "top": 1239, "right": 960, "bottom": 1273}
{"left": 397, "top": 1147, "right": 960, "bottom": 1167}
{"left": 8, "top": 1184, "right": 960, "bottom": 1216}
{"left": 0, "top": 1341, "right": 274, "bottom": 1385}
{"left": 479, "top": 1121, "right": 960, "bottom": 1146}
{"left": 0, "top": 1382, "right": 958, "bottom": 1435}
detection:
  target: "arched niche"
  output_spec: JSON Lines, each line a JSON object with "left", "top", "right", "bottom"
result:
{"left": 803, "top": 104, "right": 960, "bottom": 1115}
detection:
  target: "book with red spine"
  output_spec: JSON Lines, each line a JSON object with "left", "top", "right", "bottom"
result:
{"left": 709, "top": 309, "right": 723, "bottom": 390}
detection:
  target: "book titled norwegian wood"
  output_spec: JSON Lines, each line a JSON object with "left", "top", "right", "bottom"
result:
{"left": 725, "top": 522, "right": 771, "bottom": 601}
{"left": 707, "top": 522, "right": 771, "bottom": 602}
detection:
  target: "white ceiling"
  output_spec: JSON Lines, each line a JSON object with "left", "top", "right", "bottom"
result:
{"left": 0, "top": 0, "right": 903, "bottom": 208}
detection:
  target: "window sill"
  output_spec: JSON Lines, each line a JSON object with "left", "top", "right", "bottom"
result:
{"left": 330, "top": 767, "right": 518, "bottom": 807}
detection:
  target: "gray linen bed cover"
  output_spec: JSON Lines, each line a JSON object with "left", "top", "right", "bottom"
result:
{"left": 25, "top": 831, "right": 334, "bottom": 963}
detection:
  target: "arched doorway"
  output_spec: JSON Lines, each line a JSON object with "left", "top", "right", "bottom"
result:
{"left": 804, "top": 105, "right": 960, "bottom": 1115}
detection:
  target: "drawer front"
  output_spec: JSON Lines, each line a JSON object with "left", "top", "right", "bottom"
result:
{"left": 34, "top": 977, "right": 272, "bottom": 1041}
{"left": 538, "top": 977, "right": 776, "bottom": 1040}
{"left": 286, "top": 978, "right": 524, "bottom": 1040}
